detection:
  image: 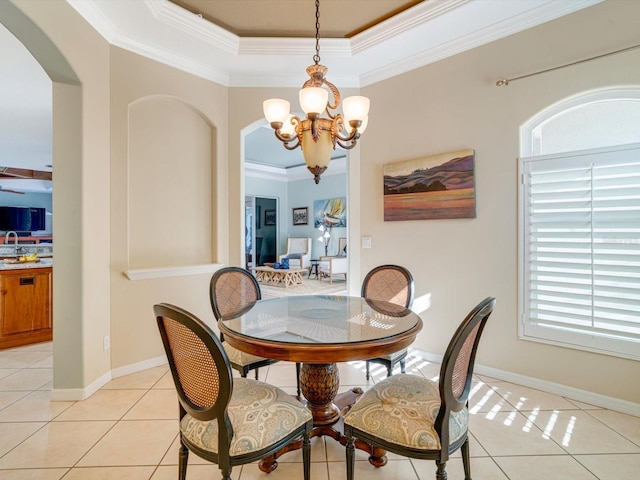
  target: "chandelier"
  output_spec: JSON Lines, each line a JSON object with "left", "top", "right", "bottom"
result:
{"left": 262, "top": 0, "right": 370, "bottom": 184}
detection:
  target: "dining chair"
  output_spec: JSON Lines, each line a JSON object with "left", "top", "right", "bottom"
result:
{"left": 344, "top": 297, "right": 496, "bottom": 480}
{"left": 361, "top": 264, "right": 415, "bottom": 379}
{"left": 210, "top": 267, "right": 302, "bottom": 396}
{"left": 210, "top": 267, "right": 278, "bottom": 381}
{"left": 154, "top": 303, "right": 312, "bottom": 480}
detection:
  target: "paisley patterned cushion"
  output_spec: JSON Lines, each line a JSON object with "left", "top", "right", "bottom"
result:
{"left": 344, "top": 374, "right": 468, "bottom": 450}
{"left": 223, "top": 342, "right": 270, "bottom": 367}
{"left": 180, "top": 378, "right": 311, "bottom": 457}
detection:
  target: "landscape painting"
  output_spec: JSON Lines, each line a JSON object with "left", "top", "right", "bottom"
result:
{"left": 383, "top": 149, "right": 476, "bottom": 221}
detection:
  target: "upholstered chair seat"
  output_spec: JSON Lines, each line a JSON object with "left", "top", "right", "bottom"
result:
{"left": 181, "top": 377, "right": 312, "bottom": 456}
{"left": 344, "top": 374, "right": 468, "bottom": 450}
{"left": 345, "top": 297, "right": 496, "bottom": 480}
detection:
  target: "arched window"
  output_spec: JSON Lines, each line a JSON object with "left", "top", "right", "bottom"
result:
{"left": 519, "top": 87, "right": 640, "bottom": 360}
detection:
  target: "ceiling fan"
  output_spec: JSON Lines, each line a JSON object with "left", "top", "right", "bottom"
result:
{"left": 0, "top": 186, "right": 25, "bottom": 195}
{"left": 0, "top": 166, "right": 52, "bottom": 181}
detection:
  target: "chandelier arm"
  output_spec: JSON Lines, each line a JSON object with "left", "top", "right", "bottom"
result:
{"left": 334, "top": 126, "right": 359, "bottom": 143}
{"left": 273, "top": 130, "right": 301, "bottom": 150}
{"left": 336, "top": 138, "right": 359, "bottom": 150}
{"left": 323, "top": 79, "right": 340, "bottom": 116}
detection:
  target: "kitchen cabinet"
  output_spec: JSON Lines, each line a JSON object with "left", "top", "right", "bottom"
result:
{"left": 0, "top": 267, "right": 52, "bottom": 349}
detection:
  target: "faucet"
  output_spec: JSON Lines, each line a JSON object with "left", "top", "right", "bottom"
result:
{"left": 5, "top": 231, "right": 18, "bottom": 256}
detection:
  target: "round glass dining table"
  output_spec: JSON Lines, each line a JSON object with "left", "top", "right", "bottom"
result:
{"left": 218, "top": 294, "right": 423, "bottom": 471}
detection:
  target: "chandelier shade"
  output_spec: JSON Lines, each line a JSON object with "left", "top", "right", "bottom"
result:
{"left": 262, "top": 0, "right": 370, "bottom": 184}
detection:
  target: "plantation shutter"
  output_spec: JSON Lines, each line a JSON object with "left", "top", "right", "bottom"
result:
{"left": 520, "top": 144, "right": 640, "bottom": 359}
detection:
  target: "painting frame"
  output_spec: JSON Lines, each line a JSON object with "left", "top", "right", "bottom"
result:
{"left": 383, "top": 149, "right": 476, "bottom": 221}
{"left": 314, "top": 197, "right": 347, "bottom": 228}
{"left": 292, "top": 207, "right": 308, "bottom": 226}
{"left": 264, "top": 209, "right": 276, "bottom": 226}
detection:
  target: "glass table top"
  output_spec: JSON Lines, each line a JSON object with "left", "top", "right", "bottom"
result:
{"left": 220, "top": 295, "right": 421, "bottom": 345}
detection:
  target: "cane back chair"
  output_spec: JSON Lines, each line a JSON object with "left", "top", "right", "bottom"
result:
{"left": 154, "top": 303, "right": 312, "bottom": 480}
{"left": 361, "top": 264, "right": 415, "bottom": 379}
{"left": 345, "top": 297, "right": 496, "bottom": 480}
{"left": 209, "top": 267, "right": 278, "bottom": 380}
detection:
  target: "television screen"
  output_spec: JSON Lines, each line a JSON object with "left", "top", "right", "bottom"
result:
{"left": 0, "top": 206, "right": 46, "bottom": 232}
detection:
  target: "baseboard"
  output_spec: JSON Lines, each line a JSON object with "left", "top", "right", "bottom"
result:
{"left": 111, "top": 355, "right": 168, "bottom": 378}
{"left": 415, "top": 349, "right": 640, "bottom": 418}
{"left": 51, "top": 370, "right": 112, "bottom": 401}
{"left": 50, "top": 356, "right": 168, "bottom": 401}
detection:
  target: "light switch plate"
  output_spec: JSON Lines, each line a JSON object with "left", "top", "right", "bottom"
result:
{"left": 362, "top": 236, "right": 372, "bottom": 248}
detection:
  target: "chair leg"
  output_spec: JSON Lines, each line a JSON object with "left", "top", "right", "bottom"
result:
{"left": 435, "top": 460, "right": 447, "bottom": 480}
{"left": 254, "top": 368, "right": 259, "bottom": 380}
{"left": 400, "top": 358, "right": 406, "bottom": 374}
{"left": 345, "top": 426, "right": 355, "bottom": 480}
{"left": 461, "top": 437, "right": 472, "bottom": 480}
{"left": 302, "top": 424, "right": 311, "bottom": 480}
{"left": 386, "top": 361, "right": 392, "bottom": 377}
{"left": 296, "top": 362, "right": 302, "bottom": 397}
{"left": 365, "top": 361, "right": 371, "bottom": 380}
{"left": 178, "top": 438, "right": 189, "bottom": 480}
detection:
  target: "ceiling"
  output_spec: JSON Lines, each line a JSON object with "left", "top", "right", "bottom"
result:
{"left": 0, "top": 0, "right": 602, "bottom": 188}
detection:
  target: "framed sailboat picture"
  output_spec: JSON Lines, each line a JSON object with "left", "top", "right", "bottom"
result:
{"left": 314, "top": 197, "right": 347, "bottom": 228}
{"left": 383, "top": 149, "right": 476, "bottom": 221}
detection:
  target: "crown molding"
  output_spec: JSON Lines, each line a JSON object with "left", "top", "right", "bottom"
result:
{"left": 245, "top": 157, "right": 346, "bottom": 183}
{"left": 67, "top": 0, "right": 604, "bottom": 88}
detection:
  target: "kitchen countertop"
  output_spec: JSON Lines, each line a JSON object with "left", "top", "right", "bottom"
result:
{"left": 0, "top": 258, "right": 53, "bottom": 271}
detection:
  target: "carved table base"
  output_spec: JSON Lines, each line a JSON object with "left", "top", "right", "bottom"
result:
{"left": 258, "top": 362, "right": 387, "bottom": 473}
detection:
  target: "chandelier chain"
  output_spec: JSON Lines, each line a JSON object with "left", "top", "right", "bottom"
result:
{"left": 313, "top": 0, "right": 320, "bottom": 65}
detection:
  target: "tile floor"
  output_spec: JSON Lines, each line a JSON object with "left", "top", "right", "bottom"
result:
{"left": 0, "top": 341, "right": 639, "bottom": 479}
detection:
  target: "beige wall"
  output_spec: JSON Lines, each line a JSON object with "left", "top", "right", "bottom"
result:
{"left": 359, "top": 0, "right": 640, "bottom": 403}
{"left": 109, "top": 47, "right": 229, "bottom": 369}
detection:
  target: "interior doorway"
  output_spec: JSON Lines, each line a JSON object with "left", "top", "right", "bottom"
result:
{"left": 245, "top": 195, "right": 277, "bottom": 269}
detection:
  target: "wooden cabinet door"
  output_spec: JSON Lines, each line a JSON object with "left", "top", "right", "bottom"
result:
{"left": 1, "top": 270, "right": 52, "bottom": 336}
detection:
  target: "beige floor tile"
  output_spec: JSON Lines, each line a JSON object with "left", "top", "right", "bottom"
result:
{"left": 565, "top": 398, "right": 603, "bottom": 410}
{"left": 241, "top": 461, "right": 328, "bottom": 480}
{"left": 586, "top": 409, "right": 640, "bottom": 445}
{"left": 0, "top": 351, "right": 51, "bottom": 369}
{"left": 0, "top": 391, "right": 74, "bottom": 422}
{"left": 468, "top": 381, "right": 507, "bottom": 414}
{"left": 263, "top": 363, "right": 299, "bottom": 388}
{"left": 77, "top": 419, "right": 176, "bottom": 467}
{"left": 328, "top": 459, "right": 418, "bottom": 480}
{"left": 469, "top": 410, "right": 566, "bottom": 456}
{"left": 151, "top": 370, "right": 175, "bottom": 389}
{"left": 62, "top": 466, "right": 156, "bottom": 479}
{"left": 151, "top": 464, "right": 220, "bottom": 480}
{"left": 0, "top": 421, "right": 114, "bottom": 468}
{"left": 412, "top": 359, "right": 441, "bottom": 380}
{"left": 28, "top": 356, "right": 53, "bottom": 369}
{"left": 575, "top": 453, "right": 640, "bottom": 479}
{"left": 101, "top": 366, "right": 168, "bottom": 390}
{"left": 0, "top": 468, "right": 68, "bottom": 479}
{"left": 276, "top": 435, "right": 327, "bottom": 463}
{"left": 0, "top": 390, "right": 29, "bottom": 410}
{"left": 122, "top": 389, "right": 178, "bottom": 420}
{"left": 449, "top": 432, "right": 489, "bottom": 458}
{"left": 160, "top": 435, "right": 209, "bottom": 465}
{"left": 54, "top": 389, "right": 146, "bottom": 421}
{"left": 495, "top": 454, "right": 599, "bottom": 479}
{"left": 0, "top": 422, "right": 46, "bottom": 457}
{"left": 7, "top": 342, "right": 52, "bottom": 353}
{"left": 491, "top": 382, "right": 579, "bottom": 412}
{"left": 530, "top": 409, "right": 640, "bottom": 455}
{"left": 413, "top": 456, "right": 508, "bottom": 480}
{"left": 0, "top": 368, "right": 20, "bottom": 380}
{"left": 0, "top": 369, "right": 52, "bottom": 391}
{"left": 337, "top": 362, "right": 374, "bottom": 387}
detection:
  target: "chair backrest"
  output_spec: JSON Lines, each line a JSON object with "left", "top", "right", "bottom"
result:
{"left": 210, "top": 267, "right": 261, "bottom": 320}
{"left": 153, "top": 303, "right": 233, "bottom": 424}
{"left": 287, "top": 237, "right": 311, "bottom": 255}
{"left": 361, "top": 264, "right": 415, "bottom": 309}
{"left": 435, "top": 297, "right": 496, "bottom": 449}
{"left": 337, "top": 237, "right": 347, "bottom": 256}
